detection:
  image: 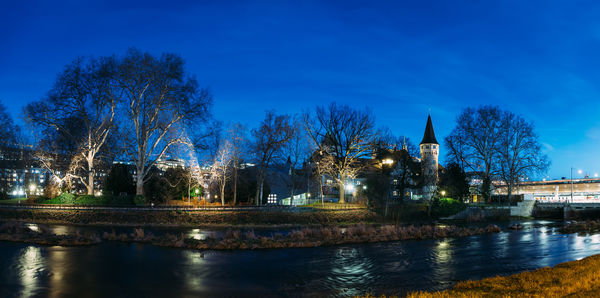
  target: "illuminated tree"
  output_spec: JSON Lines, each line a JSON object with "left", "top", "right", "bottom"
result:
{"left": 25, "top": 57, "right": 118, "bottom": 195}
{"left": 304, "top": 103, "right": 376, "bottom": 204}
{"left": 115, "top": 48, "right": 212, "bottom": 195}
{"left": 226, "top": 122, "right": 247, "bottom": 205}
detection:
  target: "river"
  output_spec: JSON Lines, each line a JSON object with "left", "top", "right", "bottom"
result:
{"left": 1, "top": 220, "right": 598, "bottom": 297}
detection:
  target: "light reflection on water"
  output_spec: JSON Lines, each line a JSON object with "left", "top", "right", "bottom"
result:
{"left": 5, "top": 221, "right": 600, "bottom": 296}
{"left": 17, "top": 246, "right": 43, "bottom": 298}
{"left": 328, "top": 247, "right": 377, "bottom": 296}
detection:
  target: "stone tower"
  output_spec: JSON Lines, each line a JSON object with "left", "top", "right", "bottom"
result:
{"left": 420, "top": 115, "right": 439, "bottom": 200}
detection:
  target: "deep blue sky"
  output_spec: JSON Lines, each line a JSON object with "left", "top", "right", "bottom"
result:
{"left": 2, "top": 0, "right": 600, "bottom": 179}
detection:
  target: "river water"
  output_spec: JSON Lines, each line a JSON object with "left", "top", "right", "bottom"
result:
{"left": 1, "top": 220, "right": 599, "bottom": 297}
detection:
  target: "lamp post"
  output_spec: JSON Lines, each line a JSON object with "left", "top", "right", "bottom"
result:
{"left": 571, "top": 167, "right": 573, "bottom": 204}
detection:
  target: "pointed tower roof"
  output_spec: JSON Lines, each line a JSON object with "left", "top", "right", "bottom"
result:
{"left": 420, "top": 115, "right": 438, "bottom": 145}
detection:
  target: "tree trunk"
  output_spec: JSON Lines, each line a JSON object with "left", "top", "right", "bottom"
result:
{"left": 259, "top": 180, "right": 264, "bottom": 205}
{"left": 136, "top": 171, "right": 144, "bottom": 195}
{"left": 507, "top": 181, "right": 513, "bottom": 207}
{"left": 290, "top": 173, "right": 295, "bottom": 206}
{"left": 255, "top": 169, "right": 263, "bottom": 206}
{"left": 87, "top": 169, "right": 94, "bottom": 195}
{"left": 233, "top": 167, "right": 238, "bottom": 205}
{"left": 221, "top": 181, "right": 226, "bottom": 206}
{"left": 338, "top": 179, "right": 345, "bottom": 204}
{"left": 320, "top": 174, "right": 324, "bottom": 208}
{"left": 86, "top": 156, "right": 94, "bottom": 195}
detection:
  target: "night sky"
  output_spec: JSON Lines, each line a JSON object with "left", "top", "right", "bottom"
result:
{"left": 2, "top": 0, "right": 600, "bottom": 179}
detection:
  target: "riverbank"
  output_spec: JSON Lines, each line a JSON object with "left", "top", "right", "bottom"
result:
{"left": 406, "top": 253, "right": 600, "bottom": 297}
{"left": 0, "top": 221, "right": 501, "bottom": 250}
{"left": 0, "top": 207, "right": 378, "bottom": 227}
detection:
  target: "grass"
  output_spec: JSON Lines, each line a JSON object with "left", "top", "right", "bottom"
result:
{"left": 300, "top": 201, "right": 366, "bottom": 210}
{"left": 0, "top": 198, "right": 27, "bottom": 204}
{"left": 405, "top": 253, "right": 600, "bottom": 297}
{"left": 0, "top": 208, "right": 379, "bottom": 227}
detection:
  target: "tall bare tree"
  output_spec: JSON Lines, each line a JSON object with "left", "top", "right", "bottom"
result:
{"left": 24, "top": 57, "right": 118, "bottom": 195}
{"left": 115, "top": 49, "right": 212, "bottom": 195}
{"left": 304, "top": 103, "right": 376, "bottom": 204}
{"left": 496, "top": 111, "right": 550, "bottom": 202}
{"left": 445, "top": 106, "right": 503, "bottom": 201}
{"left": 212, "top": 140, "right": 233, "bottom": 205}
{"left": 251, "top": 111, "right": 294, "bottom": 205}
{"left": 226, "top": 122, "right": 247, "bottom": 205}
{"left": 281, "top": 115, "right": 310, "bottom": 205}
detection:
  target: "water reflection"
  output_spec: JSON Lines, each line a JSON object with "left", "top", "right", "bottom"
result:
{"left": 187, "top": 229, "right": 212, "bottom": 240}
{"left": 5, "top": 221, "right": 600, "bottom": 297}
{"left": 183, "top": 250, "right": 208, "bottom": 293}
{"left": 329, "top": 247, "right": 376, "bottom": 296}
{"left": 17, "top": 246, "right": 43, "bottom": 297}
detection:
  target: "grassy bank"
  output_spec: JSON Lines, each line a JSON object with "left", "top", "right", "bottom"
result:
{"left": 0, "top": 221, "right": 501, "bottom": 250}
{"left": 0, "top": 208, "right": 379, "bottom": 227}
{"left": 406, "top": 253, "right": 600, "bottom": 297}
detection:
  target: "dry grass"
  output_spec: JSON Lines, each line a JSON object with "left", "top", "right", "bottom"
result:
{"left": 401, "top": 254, "right": 600, "bottom": 297}
{"left": 0, "top": 221, "right": 501, "bottom": 251}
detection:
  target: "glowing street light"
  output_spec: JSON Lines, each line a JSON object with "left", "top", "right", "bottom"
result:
{"left": 441, "top": 190, "right": 446, "bottom": 197}
{"left": 345, "top": 183, "right": 355, "bottom": 192}
{"left": 382, "top": 158, "right": 394, "bottom": 165}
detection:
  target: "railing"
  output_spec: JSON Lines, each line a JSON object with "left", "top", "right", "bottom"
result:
{"left": 0, "top": 204, "right": 364, "bottom": 212}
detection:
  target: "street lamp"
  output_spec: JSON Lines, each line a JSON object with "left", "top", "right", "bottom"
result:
{"left": 441, "top": 190, "right": 446, "bottom": 197}
{"left": 28, "top": 184, "right": 36, "bottom": 197}
{"left": 382, "top": 158, "right": 394, "bottom": 165}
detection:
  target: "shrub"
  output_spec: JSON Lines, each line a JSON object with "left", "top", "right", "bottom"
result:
{"left": 57, "top": 193, "right": 76, "bottom": 204}
{"left": 133, "top": 195, "right": 146, "bottom": 206}
{"left": 431, "top": 198, "right": 467, "bottom": 218}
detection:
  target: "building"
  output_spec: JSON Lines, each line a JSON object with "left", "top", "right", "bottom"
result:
{"left": 419, "top": 115, "right": 440, "bottom": 200}
{"left": 494, "top": 178, "right": 600, "bottom": 203}
{"left": 0, "top": 145, "right": 48, "bottom": 197}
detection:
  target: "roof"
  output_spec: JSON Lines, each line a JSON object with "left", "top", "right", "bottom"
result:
{"left": 420, "top": 115, "right": 439, "bottom": 145}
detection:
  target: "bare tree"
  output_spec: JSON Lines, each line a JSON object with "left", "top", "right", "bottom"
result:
{"left": 304, "top": 103, "right": 376, "bottom": 204}
{"left": 251, "top": 111, "right": 294, "bottom": 205}
{"left": 0, "top": 102, "right": 21, "bottom": 146}
{"left": 115, "top": 48, "right": 212, "bottom": 195}
{"left": 496, "top": 111, "right": 550, "bottom": 202}
{"left": 226, "top": 122, "right": 247, "bottom": 205}
{"left": 445, "top": 106, "right": 503, "bottom": 201}
{"left": 24, "top": 57, "right": 118, "bottom": 195}
{"left": 211, "top": 140, "right": 233, "bottom": 205}
{"left": 281, "top": 115, "right": 310, "bottom": 205}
